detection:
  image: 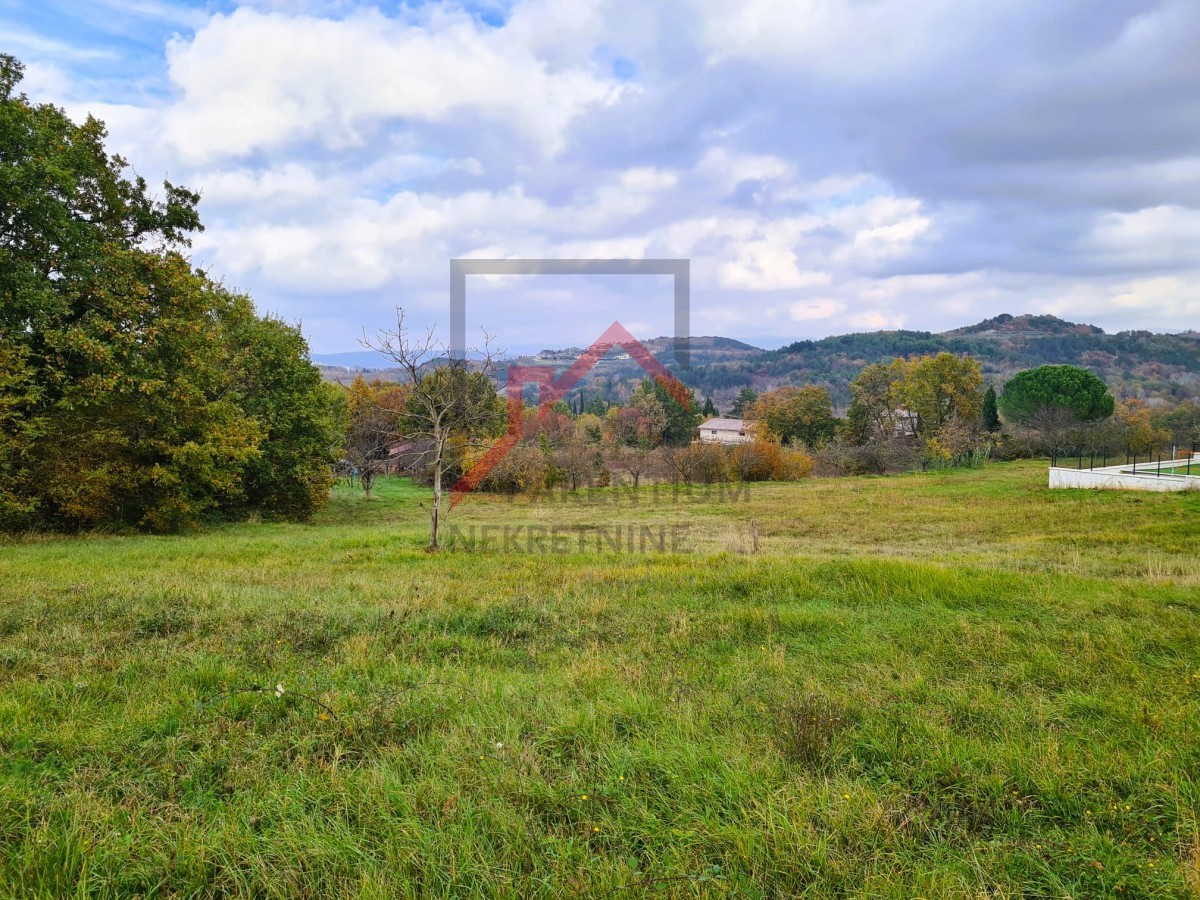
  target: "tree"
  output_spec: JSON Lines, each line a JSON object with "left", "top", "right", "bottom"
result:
{"left": 998, "top": 365, "right": 1114, "bottom": 427}
{"left": 729, "top": 387, "right": 758, "bottom": 418}
{"left": 0, "top": 55, "right": 342, "bottom": 531}
{"left": 1110, "top": 398, "right": 1171, "bottom": 455}
{"left": 575, "top": 412, "right": 604, "bottom": 445}
{"left": 661, "top": 443, "right": 726, "bottom": 485}
{"left": 229, "top": 312, "right": 346, "bottom": 519}
{"left": 981, "top": 385, "right": 1001, "bottom": 433}
{"left": 902, "top": 353, "right": 983, "bottom": 438}
{"left": 642, "top": 377, "right": 699, "bottom": 446}
{"left": 341, "top": 376, "right": 405, "bottom": 499}
{"left": 604, "top": 393, "right": 667, "bottom": 447}
{"left": 747, "top": 385, "right": 836, "bottom": 448}
{"left": 364, "top": 310, "right": 504, "bottom": 550}
{"left": 846, "top": 361, "right": 908, "bottom": 441}
{"left": 1157, "top": 400, "right": 1200, "bottom": 446}
{"left": 553, "top": 435, "right": 598, "bottom": 491}
{"left": 606, "top": 443, "right": 655, "bottom": 488}
{"left": 702, "top": 396, "right": 717, "bottom": 417}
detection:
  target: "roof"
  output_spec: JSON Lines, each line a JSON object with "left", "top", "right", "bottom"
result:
{"left": 699, "top": 417, "right": 746, "bottom": 431}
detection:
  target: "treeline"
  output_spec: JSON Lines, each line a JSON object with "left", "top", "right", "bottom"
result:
{"left": 0, "top": 57, "right": 344, "bottom": 531}
{"left": 342, "top": 374, "right": 816, "bottom": 496}
{"left": 347, "top": 348, "right": 1200, "bottom": 502}
{"left": 664, "top": 319, "right": 1200, "bottom": 408}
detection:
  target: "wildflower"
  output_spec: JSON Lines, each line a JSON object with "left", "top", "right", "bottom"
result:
{"left": 593, "top": 827, "right": 600, "bottom": 832}
{"left": 495, "top": 742, "right": 503, "bottom": 749}
{"left": 619, "top": 776, "right": 624, "bottom": 782}
{"left": 275, "top": 683, "right": 285, "bottom": 698}
{"left": 581, "top": 795, "right": 588, "bottom": 800}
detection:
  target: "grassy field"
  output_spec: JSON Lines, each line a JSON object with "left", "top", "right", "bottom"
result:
{"left": 1, "top": 461, "right": 1198, "bottom": 897}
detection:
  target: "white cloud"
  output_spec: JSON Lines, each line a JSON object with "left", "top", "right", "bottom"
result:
{"left": 159, "top": 6, "right": 624, "bottom": 163}
{"left": 1086, "top": 205, "right": 1200, "bottom": 269}
{"left": 18, "top": 0, "right": 1200, "bottom": 350}
{"left": 789, "top": 299, "right": 845, "bottom": 321}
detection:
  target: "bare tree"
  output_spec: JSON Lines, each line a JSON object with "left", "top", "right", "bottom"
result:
{"left": 606, "top": 443, "right": 654, "bottom": 488}
{"left": 363, "top": 309, "right": 503, "bottom": 550}
{"left": 553, "top": 436, "right": 598, "bottom": 491}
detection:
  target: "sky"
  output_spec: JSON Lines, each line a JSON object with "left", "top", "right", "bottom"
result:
{"left": 4, "top": 0, "right": 1200, "bottom": 355}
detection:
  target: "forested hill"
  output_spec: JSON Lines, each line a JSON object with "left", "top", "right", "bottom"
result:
{"left": 662, "top": 314, "right": 1200, "bottom": 409}
{"left": 321, "top": 314, "right": 1200, "bottom": 410}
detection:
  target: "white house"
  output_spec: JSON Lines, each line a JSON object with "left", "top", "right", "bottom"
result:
{"left": 698, "top": 417, "right": 752, "bottom": 444}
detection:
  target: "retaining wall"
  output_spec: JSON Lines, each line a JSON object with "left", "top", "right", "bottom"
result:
{"left": 1049, "top": 466, "right": 1200, "bottom": 492}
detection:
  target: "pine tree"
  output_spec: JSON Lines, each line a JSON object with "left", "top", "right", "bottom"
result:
{"left": 729, "top": 387, "right": 758, "bottom": 418}
{"left": 982, "top": 384, "right": 1002, "bottom": 432}
{"left": 702, "top": 396, "right": 717, "bottom": 417}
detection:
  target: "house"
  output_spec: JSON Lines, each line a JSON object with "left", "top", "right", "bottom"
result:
{"left": 698, "top": 417, "right": 752, "bottom": 444}
{"left": 892, "top": 408, "right": 919, "bottom": 437}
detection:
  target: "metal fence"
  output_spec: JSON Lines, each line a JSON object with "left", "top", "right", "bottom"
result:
{"left": 1050, "top": 440, "right": 1199, "bottom": 476}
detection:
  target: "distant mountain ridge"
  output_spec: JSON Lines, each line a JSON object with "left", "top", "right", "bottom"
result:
{"left": 318, "top": 314, "right": 1200, "bottom": 408}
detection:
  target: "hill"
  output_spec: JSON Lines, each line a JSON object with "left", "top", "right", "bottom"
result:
{"left": 319, "top": 314, "right": 1200, "bottom": 410}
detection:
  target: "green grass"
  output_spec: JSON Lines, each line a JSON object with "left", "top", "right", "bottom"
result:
{"left": 1, "top": 461, "right": 1198, "bottom": 897}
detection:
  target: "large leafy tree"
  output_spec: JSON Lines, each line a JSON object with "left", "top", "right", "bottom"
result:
{"left": 747, "top": 385, "right": 836, "bottom": 448}
{"left": 846, "top": 360, "right": 909, "bottom": 441}
{"left": 998, "top": 365, "right": 1114, "bottom": 425}
{"left": 902, "top": 352, "right": 983, "bottom": 437}
{"left": 0, "top": 55, "right": 342, "bottom": 530}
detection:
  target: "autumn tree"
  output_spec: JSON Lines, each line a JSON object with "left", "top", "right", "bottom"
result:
{"left": 644, "top": 376, "right": 699, "bottom": 446}
{"left": 342, "top": 376, "right": 406, "bottom": 499}
{"left": 903, "top": 353, "right": 984, "bottom": 437}
{"left": 606, "top": 443, "right": 655, "bottom": 488}
{"left": 747, "top": 385, "right": 836, "bottom": 448}
{"left": 603, "top": 392, "right": 667, "bottom": 448}
{"left": 846, "top": 361, "right": 909, "bottom": 442}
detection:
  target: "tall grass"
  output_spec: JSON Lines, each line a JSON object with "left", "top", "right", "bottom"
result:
{"left": 0, "top": 462, "right": 1197, "bottom": 896}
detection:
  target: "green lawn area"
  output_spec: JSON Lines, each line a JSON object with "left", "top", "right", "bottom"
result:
{"left": 1, "top": 461, "right": 1198, "bottom": 897}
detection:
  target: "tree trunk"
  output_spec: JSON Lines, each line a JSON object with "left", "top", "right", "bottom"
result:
{"left": 429, "top": 462, "right": 441, "bottom": 551}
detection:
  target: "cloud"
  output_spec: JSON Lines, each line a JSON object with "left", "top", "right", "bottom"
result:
{"left": 12, "top": 0, "right": 1200, "bottom": 352}
{"left": 790, "top": 299, "right": 846, "bottom": 321}
{"left": 159, "top": 6, "right": 625, "bottom": 163}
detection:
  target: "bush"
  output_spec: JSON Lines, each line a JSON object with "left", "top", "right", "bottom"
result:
{"left": 729, "top": 441, "right": 780, "bottom": 481}
{"left": 818, "top": 436, "right": 918, "bottom": 475}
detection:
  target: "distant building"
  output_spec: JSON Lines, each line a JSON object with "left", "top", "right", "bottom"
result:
{"left": 892, "top": 408, "right": 918, "bottom": 437}
{"left": 698, "top": 417, "right": 752, "bottom": 444}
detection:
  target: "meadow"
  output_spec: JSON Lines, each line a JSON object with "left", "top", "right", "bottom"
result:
{"left": 1, "top": 461, "right": 1198, "bottom": 897}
